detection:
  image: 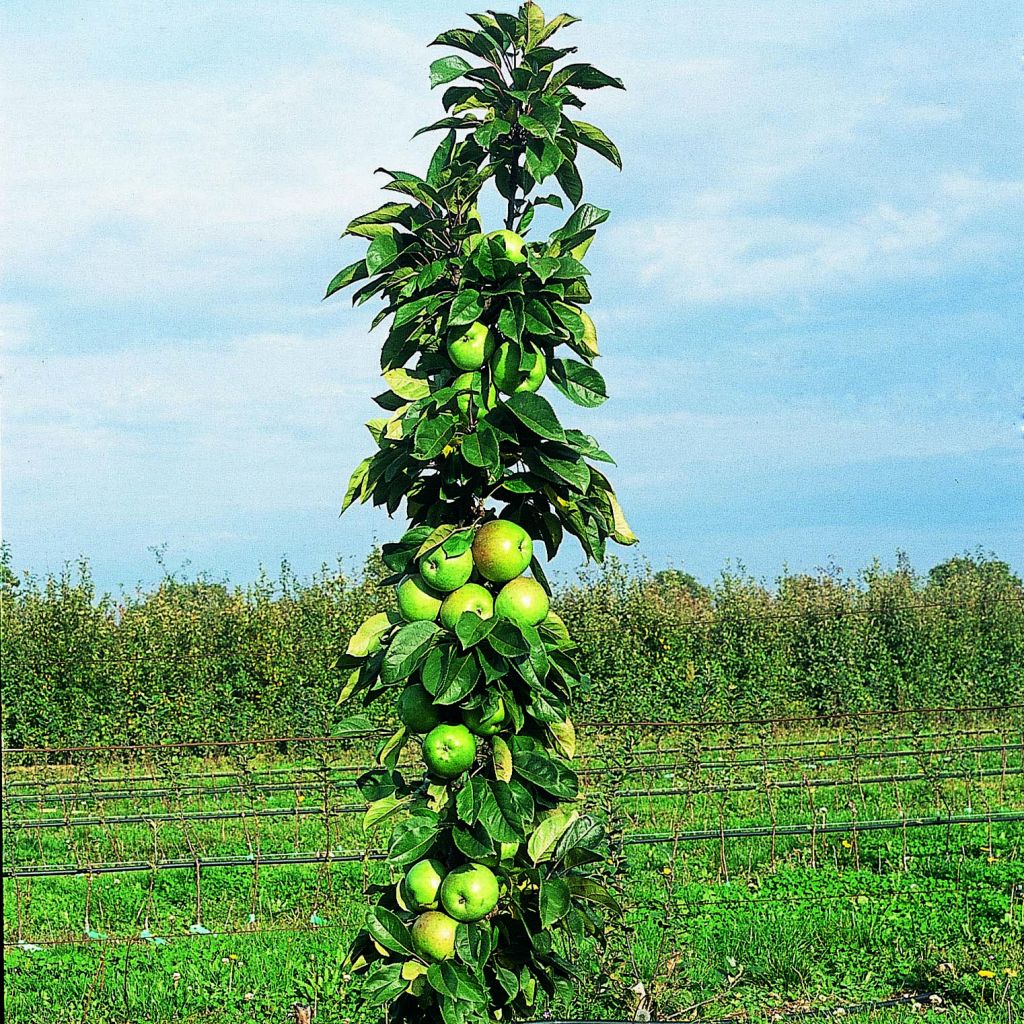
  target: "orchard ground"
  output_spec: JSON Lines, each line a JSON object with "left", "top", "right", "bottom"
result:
{"left": 4, "top": 713, "right": 1021, "bottom": 1023}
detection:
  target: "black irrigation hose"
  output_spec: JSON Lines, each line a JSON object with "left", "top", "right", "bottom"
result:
{"left": 6, "top": 703, "right": 1020, "bottom": 756}
{"left": 8, "top": 739, "right": 1018, "bottom": 808}
{"left": 8, "top": 765, "right": 1023, "bottom": 832}
{"left": 6, "top": 811, "right": 1021, "bottom": 879}
{"left": 616, "top": 810, "right": 1024, "bottom": 847}
{"left": 2, "top": 725, "right": 1008, "bottom": 791}
{"left": 3, "top": 803, "right": 364, "bottom": 831}
{"left": 616, "top": 764, "right": 1024, "bottom": 799}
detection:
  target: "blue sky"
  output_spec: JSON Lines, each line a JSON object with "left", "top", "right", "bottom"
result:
{"left": 2, "top": 1, "right": 1022, "bottom": 593}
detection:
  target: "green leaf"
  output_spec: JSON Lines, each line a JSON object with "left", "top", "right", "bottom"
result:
{"left": 366, "top": 231, "right": 400, "bottom": 275}
{"left": 479, "top": 780, "right": 527, "bottom": 841}
{"left": 486, "top": 619, "right": 530, "bottom": 659}
{"left": 366, "top": 907, "right": 416, "bottom": 958}
{"left": 361, "top": 961, "right": 407, "bottom": 1004}
{"left": 428, "top": 130, "right": 457, "bottom": 186}
{"left": 553, "top": 203, "right": 610, "bottom": 243}
{"left": 548, "top": 717, "right": 576, "bottom": 759}
{"left": 525, "top": 138, "right": 563, "bottom": 182}
{"left": 416, "top": 523, "right": 473, "bottom": 559}
{"left": 555, "top": 161, "right": 583, "bottom": 207}
{"left": 449, "top": 289, "right": 483, "bottom": 327}
{"left": 496, "top": 300, "right": 524, "bottom": 342}
{"left": 572, "top": 120, "right": 623, "bottom": 169}
{"left": 565, "top": 876, "right": 623, "bottom": 916}
{"left": 376, "top": 724, "right": 407, "bottom": 769}
{"left": 461, "top": 424, "right": 500, "bottom": 474}
{"left": 389, "top": 819, "right": 440, "bottom": 865}
{"left": 344, "top": 203, "right": 411, "bottom": 238}
{"left": 539, "top": 877, "right": 571, "bottom": 928}
{"left": 455, "top": 613, "right": 497, "bottom": 648}
{"left": 527, "top": 810, "right": 580, "bottom": 864}
{"left": 346, "top": 612, "right": 394, "bottom": 657}
{"left": 333, "top": 714, "right": 376, "bottom": 737}
{"left": 341, "top": 456, "right": 371, "bottom": 513}
{"left": 381, "top": 621, "right": 442, "bottom": 683}
{"left": 549, "top": 358, "right": 607, "bottom": 407}
{"left": 452, "top": 824, "right": 496, "bottom": 861}
{"left": 427, "top": 961, "right": 488, "bottom": 1003}
{"left": 455, "top": 776, "right": 488, "bottom": 825}
{"left": 413, "top": 414, "right": 458, "bottom": 460}
{"left": 551, "top": 62, "right": 625, "bottom": 92}
{"left": 553, "top": 813, "right": 605, "bottom": 862}
{"left": 363, "top": 793, "right": 410, "bottom": 831}
{"left": 424, "top": 649, "right": 479, "bottom": 705}
{"left": 324, "top": 259, "right": 368, "bottom": 299}
{"left": 534, "top": 451, "right": 590, "bottom": 493}
{"left": 534, "top": 12, "right": 580, "bottom": 47}
{"left": 505, "top": 392, "right": 565, "bottom": 442}
{"left": 430, "top": 55, "right": 473, "bottom": 88}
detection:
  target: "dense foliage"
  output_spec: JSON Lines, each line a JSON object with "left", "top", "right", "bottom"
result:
{"left": 3, "top": 547, "right": 1021, "bottom": 751}
{"left": 320, "top": 6, "right": 636, "bottom": 1019}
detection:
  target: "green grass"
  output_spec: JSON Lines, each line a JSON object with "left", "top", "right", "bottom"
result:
{"left": 4, "top": 718, "right": 1023, "bottom": 1022}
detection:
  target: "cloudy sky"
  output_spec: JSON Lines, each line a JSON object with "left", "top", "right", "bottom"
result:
{"left": 2, "top": 1, "right": 1022, "bottom": 592}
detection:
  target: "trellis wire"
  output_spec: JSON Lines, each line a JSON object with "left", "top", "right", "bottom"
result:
{"left": 5, "top": 702, "right": 1019, "bottom": 756}
{"left": 6, "top": 810, "right": 1021, "bottom": 879}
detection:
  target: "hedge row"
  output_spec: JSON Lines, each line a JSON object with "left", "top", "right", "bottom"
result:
{"left": 2, "top": 547, "right": 1021, "bottom": 750}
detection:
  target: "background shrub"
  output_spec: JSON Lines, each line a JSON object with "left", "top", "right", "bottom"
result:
{"left": 2, "top": 544, "right": 1020, "bottom": 749}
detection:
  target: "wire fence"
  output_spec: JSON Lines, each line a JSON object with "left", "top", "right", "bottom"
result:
{"left": 4, "top": 702, "right": 1022, "bottom": 999}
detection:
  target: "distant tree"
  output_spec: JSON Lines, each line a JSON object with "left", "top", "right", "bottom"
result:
{"left": 927, "top": 550, "right": 1022, "bottom": 589}
{"left": 652, "top": 568, "right": 709, "bottom": 601}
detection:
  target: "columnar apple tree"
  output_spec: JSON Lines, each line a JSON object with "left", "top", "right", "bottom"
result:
{"left": 328, "top": 5, "right": 634, "bottom": 1021}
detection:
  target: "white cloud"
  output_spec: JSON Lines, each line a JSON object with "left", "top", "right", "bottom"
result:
{"left": 611, "top": 174, "right": 1024, "bottom": 304}
{"left": 3, "top": 325, "right": 383, "bottom": 515}
{"left": 1, "top": 14, "right": 437, "bottom": 300}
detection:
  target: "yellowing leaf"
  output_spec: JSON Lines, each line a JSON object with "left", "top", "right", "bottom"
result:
{"left": 607, "top": 490, "right": 638, "bottom": 546}
{"left": 402, "top": 960, "right": 429, "bottom": 982}
{"left": 493, "top": 736, "right": 513, "bottom": 781}
{"left": 383, "top": 369, "right": 431, "bottom": 401}
{"left": 347, "top": 612, "right": 394, "bottom": 657}
{"left": 579, "top": 310, "right": 600, "bottom": 357}
{"left": 548, "top": 718, "right": 576, "bottom": 759}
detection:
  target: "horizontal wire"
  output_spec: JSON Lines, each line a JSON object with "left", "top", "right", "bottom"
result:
{"left": 2, "top": 725, "right": 1007, "bottom": 791}
{"left": 7, "top": 738, "right": 1018, "bottom": 808}
{"left": 5, "top": 703, "right": 1020, "bottom": 756}
{"left": 6, "top": 765, "right": 1022, "bottom": 832}
{"left": 6, "top": 811, "right": 1021, "bottom": 879}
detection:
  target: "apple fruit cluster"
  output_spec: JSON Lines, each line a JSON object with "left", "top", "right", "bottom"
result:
{"left": 386, "top": 518, "right": 570, "bottom": 959}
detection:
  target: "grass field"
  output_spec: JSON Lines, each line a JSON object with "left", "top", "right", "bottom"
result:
{"left": 3, "top": 708, "right": 1022, "bottom": 1023}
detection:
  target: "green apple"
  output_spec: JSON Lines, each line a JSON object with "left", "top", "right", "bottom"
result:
{"left": 439, "top": 582, "right": 494, "bottom": 631}
{"left": 419, "top": 545, "right": 474, "bottom": 593}
{"left": 491, "top": 343, "right": 546, "bottom": 394}
{"left": 398, "top": 682, "right": 442, "bottom": 733}
{"left": 396, "top": 574, "right": 444, "bottom": 622}
{"left": 411, "top": 910, "right": 457, "bottom": 961}
{"left": 452, "top": 371, "right": 498, "bottom": 419}
{"left": 462, "top": 696, "right": 506, "bottom": 736}
{"left": 472, "top": 520, "right": 533, "bottom": 583}
{"left": 487, "top": 229, "right": 527, "bottom": 263}
{"left": 439, "top": 863, "right": 500, "bottom": 922}
{"left": 446, "top": 322, "right": 495, "bottom": 371}
{"left": 495, "top": 577, "right": 550, "bottom": 627}
{"left": 402, "top": 858, "right": 447, "bottom": 911}
{"left": 422, "top": 723, "right": 477, "bottom": 779}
